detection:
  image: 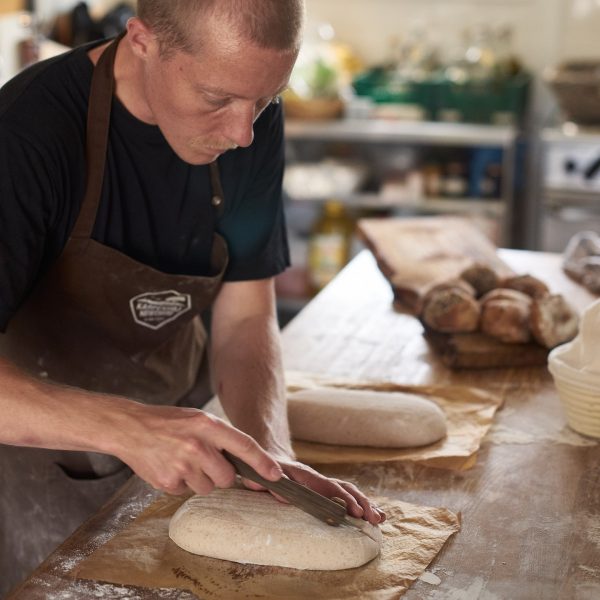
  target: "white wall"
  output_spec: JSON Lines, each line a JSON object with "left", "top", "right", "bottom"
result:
{"left": 303, "top": 0, "right": 580, "bottom": 74}
{"left": 34, "top": 0, "right": 125, "bottom": 26}
{"left": 31, "top": 0, "right": 600, "bottom": 68}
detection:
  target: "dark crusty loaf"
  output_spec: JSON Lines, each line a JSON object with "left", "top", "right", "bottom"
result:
{"left": 530, "top": 294, "right": 579, "bottom": 349}
{"left": 500, "top": 274, "right": 549, "bottom": 299}
{"left": 460, "top": 263, "right": 500, "bottom": 297}
{"left": 424, "top": 278, "right": 476, "bottom": 299}
{"left": 480, "top": 296, "right": 532, "bottom": 344}
{"left": 421, "top": 286, "right": 481, "bottom": 333}
{"left": 480, "top": 288, "right": 533, "bottom": 306}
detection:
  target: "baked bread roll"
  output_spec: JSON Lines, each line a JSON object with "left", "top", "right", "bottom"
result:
{"left": 480, "top": 296, "right": 532, "bottom": 343}
{"left": 530, "top": 294, "right": 579, "bottom": 348}
{"left": 500, "top": 274, "right": 549, "bottom": 299}
{"left": 421, "top": 286, "right": 480, "bottom": 333}
{"left": 460, "top": 263, "right": 500, "bottom": 297}
{"left": 425, "top": 278, "right": 476, "bottom": 298}
{"left": 288, "top": 387, "right": 447, "bottom": 448}
{"left": 480, "top": 288, "right": 532, "bottom": 306}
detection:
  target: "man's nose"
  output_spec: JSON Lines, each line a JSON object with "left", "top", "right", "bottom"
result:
{"left": 223, "top": 103, "right": 255, "bottom": 148}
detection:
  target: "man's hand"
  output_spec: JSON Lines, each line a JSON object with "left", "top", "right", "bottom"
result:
{"left": 242, "top": 457, "right": 386, "bottom": 526}
{"left": 115, "top": 404, "right": 283, "bottom": 496}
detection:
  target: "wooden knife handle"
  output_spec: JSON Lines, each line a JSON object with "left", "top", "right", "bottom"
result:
{"left": 222, "top": 450, "right": 348, "bottom": 526}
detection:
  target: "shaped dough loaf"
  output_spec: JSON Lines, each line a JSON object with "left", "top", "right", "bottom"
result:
{"left": 288, "top": 388, "right": 447, "bottom": 448}
{"left": 169, "top": 488, "right": 381, "bottom": 570}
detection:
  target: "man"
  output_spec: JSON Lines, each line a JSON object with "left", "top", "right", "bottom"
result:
{"left": 0, "top": 0, "right": 384, "bottom": 593}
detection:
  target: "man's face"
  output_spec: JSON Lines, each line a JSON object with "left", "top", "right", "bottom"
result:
{"left": 138, "top": 22, "right": 297, "bottom": 165}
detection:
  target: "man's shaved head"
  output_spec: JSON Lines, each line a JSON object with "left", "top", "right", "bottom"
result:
{"left": 137, "top": 0, "right": 305, "bottom": 57}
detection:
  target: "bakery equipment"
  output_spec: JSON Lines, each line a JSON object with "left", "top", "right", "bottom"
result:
{"left": 540, "top": 127, "right": 600, "bottom": 252}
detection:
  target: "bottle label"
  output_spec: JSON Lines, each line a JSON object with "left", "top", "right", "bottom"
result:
{"left": 308, "top": 233, "right": 347, "bottom": 290}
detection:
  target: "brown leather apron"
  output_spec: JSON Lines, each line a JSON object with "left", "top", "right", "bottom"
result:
{"left": 0, "top": 35, "right": 228, "bottom": 596}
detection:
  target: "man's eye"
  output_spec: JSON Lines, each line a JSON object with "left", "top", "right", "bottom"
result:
{"left": 204, "top": 94, "right": 229, "bottom": 107}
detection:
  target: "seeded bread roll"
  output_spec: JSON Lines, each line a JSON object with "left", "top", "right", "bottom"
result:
{"left": 530, "top": 294, "right": 579, "bottom": 349}
{"left": 421, "top": 286, "right": 481, "bottom": 333}
{"left": 460, "top": 263, "right": 500, "bottom": 297}
{"left": 500, "top": 274, "right": 549, "bottom": 299}
{"left": 480, "top": 297, "right": 532, "bottom": 343}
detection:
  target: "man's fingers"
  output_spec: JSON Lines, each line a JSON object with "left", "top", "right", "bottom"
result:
{"left": 183, "top": 470, "right": 216, "bottom": 496}
{"left": 193, "top": 446, "right": 237, "bottom": 489}
{"left": 283, "top": 463, "right": 365, "bottom": 518}
{"left": 338, "top": 480, "right": 384, "bottom": 524}
{"left": 277, "top": 461, "right": 385, "bottom": 526}
{"left": 198, "top": 414, "right": 283, "bottom": 482}
{"left": 159, "top": 480, "right": 189, "bottom": 496}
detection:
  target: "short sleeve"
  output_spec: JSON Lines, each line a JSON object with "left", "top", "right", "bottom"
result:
{"left": 0, "top": 125, "right": 55, "bottom": 331}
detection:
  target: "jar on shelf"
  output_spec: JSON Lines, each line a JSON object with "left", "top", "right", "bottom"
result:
{"left": 307, "top": 200, "right": 355, "bottom": 294}
{"left": 442, "top": 160, "right": 469, "bottom": 198}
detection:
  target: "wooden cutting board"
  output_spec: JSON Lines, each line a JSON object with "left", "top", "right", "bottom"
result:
{"left": 423, "top": 329, "right": 549, "bottom": 369}
{"left": 357, "top": 216, "right": 549, "bottom": 369}
{"left": 357, "top": 216, "right": 514, "bottom": 315}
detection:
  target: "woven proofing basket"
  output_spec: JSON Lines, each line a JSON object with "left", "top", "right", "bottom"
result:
{"left": 548, "top": 352, "right": 600, "bottom": 439}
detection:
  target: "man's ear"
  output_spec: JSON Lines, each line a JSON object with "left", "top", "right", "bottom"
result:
{"left": 126, "top": 17, "right": 159, "bottom": 61}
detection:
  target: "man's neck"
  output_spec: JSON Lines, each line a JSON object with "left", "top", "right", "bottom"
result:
{"left": 87, "top": 35, "right": 157, "bottom": 125}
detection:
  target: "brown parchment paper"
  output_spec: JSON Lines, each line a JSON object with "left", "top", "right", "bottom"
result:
{"left": 71, "top": 492, "right": 460, "bottom": 600}
{"left": 285, "top": 371, "right": 503, "bottom": 471}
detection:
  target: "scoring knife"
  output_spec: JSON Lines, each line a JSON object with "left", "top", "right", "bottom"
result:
{"left": 223, "top": 450, "right": 379, "bottom": 542}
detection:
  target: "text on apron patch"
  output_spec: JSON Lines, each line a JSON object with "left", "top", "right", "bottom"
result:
{"left": 130, "top": 290, "right": 192, "bottom": 330}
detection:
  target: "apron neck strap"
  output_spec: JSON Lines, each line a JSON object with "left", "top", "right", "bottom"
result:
{"left": 72, "top": 33, "right": 227, "bottom": 241}
{"left": 72, "top": 33, "right": 123, "bottom": 240}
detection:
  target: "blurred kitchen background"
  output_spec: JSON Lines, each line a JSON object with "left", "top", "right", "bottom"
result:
{"left": 1, "top": 0, "right": 600, "bottom": 323}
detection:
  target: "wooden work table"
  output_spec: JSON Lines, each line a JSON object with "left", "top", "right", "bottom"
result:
{"left": 9, "top": 249, "right": 600, "bottom": 599}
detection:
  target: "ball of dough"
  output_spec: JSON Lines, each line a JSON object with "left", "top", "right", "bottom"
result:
{"left": 288, "top": 388, "right": 447, "bottom": 448}
{"left": 169, "top": 489, "right": 382, "bottom": 570}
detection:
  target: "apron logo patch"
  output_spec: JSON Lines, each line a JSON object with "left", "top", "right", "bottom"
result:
{"left": 130, "top": 290, "right": 192, "bottom": 330}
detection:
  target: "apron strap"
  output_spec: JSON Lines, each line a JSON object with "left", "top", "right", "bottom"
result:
{"left": 72, "top": 33, "right": 124, "bottom": 240}
{"left": 72, "top": 32, "right": 227, "bottom": 240}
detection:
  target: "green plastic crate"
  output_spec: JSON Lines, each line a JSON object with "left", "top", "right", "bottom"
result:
{"left": 352, "top": 70, "right": 442, "bottom": 121}
{"left": 436, "top": 73, "right": 531, "bottom": 125}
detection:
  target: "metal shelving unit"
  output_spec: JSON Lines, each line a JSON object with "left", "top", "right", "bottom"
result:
{"left": 285, "top": 119, "right": 517, "bottom": 147}
{"left": 539, "top": 126, "right": 600, "bottom": 252}
{"left": 284, "top": 118, "right": 518, "bottom": 244}
{"left": 277, "top": 118, "right": 520, "bottom": 321}
{"left": 290, "top": 193, "right": 503, "bottom": 216}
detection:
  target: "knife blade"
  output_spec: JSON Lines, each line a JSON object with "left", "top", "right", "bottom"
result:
{"left": 223, "top": 451, "right": 379, "bottom": 542}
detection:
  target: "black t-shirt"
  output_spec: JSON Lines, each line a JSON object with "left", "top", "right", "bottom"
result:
{"left": 0, "top": 41, "right": 290, "bottom": 331}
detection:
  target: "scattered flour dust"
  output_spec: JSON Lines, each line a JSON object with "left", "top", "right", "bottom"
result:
{"left": 419, "top": 571, "right": 442, "bottom": 585}
{"left": 483, "top": 424, "right": 598, "bottom": 447}
{"left": 586, "top": 513, "right": 600, "bottom": 549}
{"left": 31, "top": 577, "right": 196, "bottom": 600}
{"left": 426, "top": 576, "right": 503, "bottom": 600}
{"left": 579, "top": 565, "right": 600, "bottom": 578}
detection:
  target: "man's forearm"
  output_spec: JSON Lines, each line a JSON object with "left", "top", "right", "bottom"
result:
{"left": 210, "top": 312, "right": 294, "bottom": 459}
{"left": 0, "top": 356, "right": 135, "bottom": 454}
